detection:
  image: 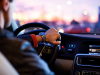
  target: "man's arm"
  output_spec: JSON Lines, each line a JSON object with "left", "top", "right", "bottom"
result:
{"left": 17, "top": 28, "right": 61, "bottom": 47}
{"left": 0, "top": 38, "right": 55, "bottom": 75}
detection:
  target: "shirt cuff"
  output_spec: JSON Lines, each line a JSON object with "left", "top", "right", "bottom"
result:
{"left": 30, "top": 34, "right": 38, "bottom": 48}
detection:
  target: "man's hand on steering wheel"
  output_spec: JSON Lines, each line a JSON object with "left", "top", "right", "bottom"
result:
{"left": 45, "top": 28, "right": 61, "bottom": 45}
{"left": 14, "top": 23, "right": 61, "bottom": 65}
{"left": 36, "top": 28, "right": 61, "bottom": 45}
{"left": 35, "top": 28, "right": 61, "bottom": 45}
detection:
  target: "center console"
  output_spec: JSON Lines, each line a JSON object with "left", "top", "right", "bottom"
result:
{"left": 71, "top": 54, "right": 100, "bottom": 75}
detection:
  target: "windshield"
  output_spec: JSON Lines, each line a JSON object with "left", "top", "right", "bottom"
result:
{"left": 13, "top": 0, "right": 100, "bottom": 34}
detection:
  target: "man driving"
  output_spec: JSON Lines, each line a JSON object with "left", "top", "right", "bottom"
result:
{"left": 0, "top": 0, "right": 60, "bottom": 75}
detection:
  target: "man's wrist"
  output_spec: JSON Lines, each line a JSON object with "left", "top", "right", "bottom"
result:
{"left": 36, "top": 35, "right": 42, "bottom": 43}
{"left": 39, "top": 32, "right": 46, "bottom": 43}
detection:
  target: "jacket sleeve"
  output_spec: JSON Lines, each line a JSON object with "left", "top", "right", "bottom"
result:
{"left": 16, "top": 34, "right": 33, "bottom": 45}
{"left": 16, "top": 34, "right": 38, "bottom": 48}
{"left": 0, "top": 38, "right": 54, "bottom": 75}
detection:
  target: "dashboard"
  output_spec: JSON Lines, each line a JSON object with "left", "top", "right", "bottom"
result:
{"left": 54, "top": 33, "right": 100, "bottom": 75}
{"left": 58, "top": 33, "right": 100, "bottom": 59}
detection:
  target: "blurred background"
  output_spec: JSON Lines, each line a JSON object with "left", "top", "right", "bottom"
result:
{"left": 13, "top": 0, "right": 100, "bottom": 34}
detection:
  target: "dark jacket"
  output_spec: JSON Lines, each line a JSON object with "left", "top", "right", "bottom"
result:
{"left": 0, "top": 28, "right": 54, "bottom": 75}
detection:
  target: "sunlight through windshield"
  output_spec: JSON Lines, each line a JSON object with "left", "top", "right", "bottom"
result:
{"left": 13, "top": 0, "right": 100, "bottom": 34}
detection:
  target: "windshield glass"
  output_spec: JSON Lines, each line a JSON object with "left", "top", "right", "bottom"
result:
{"left": 13, "top": 0, "right": 100, "bottom": 34}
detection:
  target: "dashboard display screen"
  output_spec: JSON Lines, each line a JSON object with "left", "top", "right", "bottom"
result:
{"left": 89, "top": 45, "right": 100, "bottom": 54}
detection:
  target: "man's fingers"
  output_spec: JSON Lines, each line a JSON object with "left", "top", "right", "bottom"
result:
{"left": 52, "top": 41, "right": 61, "bottom": 45}
{"left": 57, "top": 29, "right": 59, "bottom": 32}
{"left": 58, "top": 36, "right": 61, "bottom": 41}
{"left": 57, "top": 34, "right": 61, "bottom": 41}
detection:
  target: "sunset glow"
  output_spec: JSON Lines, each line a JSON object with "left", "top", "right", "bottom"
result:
{"left": 13, "top": 0, "right": 100, "bottom": 25}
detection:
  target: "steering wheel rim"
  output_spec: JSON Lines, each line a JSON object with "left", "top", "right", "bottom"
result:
{"left": 14, "top": 22, "right": 58, "bottom": 65}
{"left": 13, "top": 22, "right": 50, "bottom": 36}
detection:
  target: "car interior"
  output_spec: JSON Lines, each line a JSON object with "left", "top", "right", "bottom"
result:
{"left": 1, "top": 0, "right": 100, "bottom": 75}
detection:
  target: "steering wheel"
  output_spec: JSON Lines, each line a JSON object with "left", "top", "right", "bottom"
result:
{"left": 14, "top": 22, "right": 58, "bottom": 66}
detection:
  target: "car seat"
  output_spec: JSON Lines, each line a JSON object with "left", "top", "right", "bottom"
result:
{"left": 0, "top": 52, "right": 19, "bottom": 75}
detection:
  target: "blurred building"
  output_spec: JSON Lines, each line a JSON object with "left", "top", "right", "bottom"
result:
{"left": 98, "top": 7, "right": 100, "bottom": 29}
{"left": 71, "top": 20, "right": 79, "bottom": 25}
{"left": 96, "top": 7, "right": 100, "bottom": 33}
